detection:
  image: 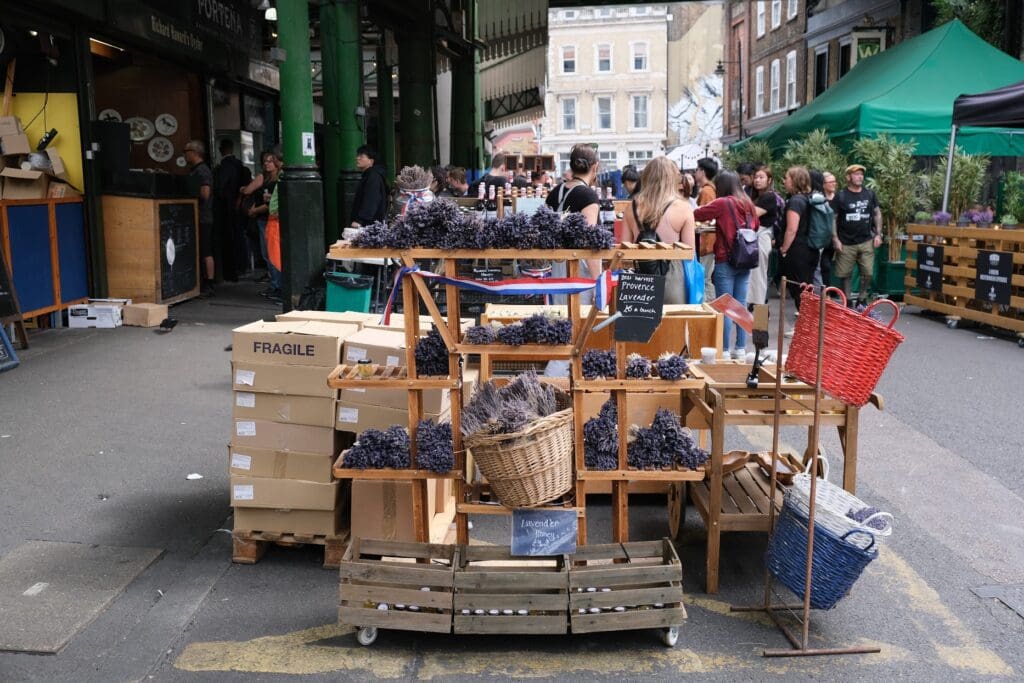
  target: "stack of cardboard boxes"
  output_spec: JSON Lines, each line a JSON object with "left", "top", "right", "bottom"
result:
{"left": 229, "top": 320, "right": 360, "bottom": 537}
{"left": 0, "top": 115, "right": 79, "bottom": 199}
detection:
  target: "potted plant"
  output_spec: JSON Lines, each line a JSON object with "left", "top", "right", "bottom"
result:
{"left": 957, "top": 211, "right": 971, "bottom": 226}
{"left": 973, "top": 206, "right": 994, "bottom": 226}
{"left": 914, "top": 211, "right": 932, "bottom": 224}
{"left": 781, "top": 129, "right": 849, "bottom": 185}
{"left": 1000, "top": 213, "right": 1018, "bottom": 229}
{"left": 928, "top": 146, "right": 990, "bottom": 223}
{"left": 932, "top": 210, "right": 951, "bottom": 226}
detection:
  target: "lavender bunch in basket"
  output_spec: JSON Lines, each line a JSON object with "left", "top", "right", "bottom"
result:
{"left": 487, "top": 399, "right": 538, "bottom": 435}
{"left": 499, "top": 370, "right": 557, "bottom": 418}
{"left": 415, "top": 326, "right": 449, "bottom": 376}
{"left": 415, "top": 419, "right": 454, "bottom": 473}
{"left": 581, "top": 349, "right": 616, "bottom": 379}
{"left": 342, "top": 426, "right": 411, "bottom": 469}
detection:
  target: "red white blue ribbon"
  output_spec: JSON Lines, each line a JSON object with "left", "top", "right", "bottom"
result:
{"left": 379, "top": 266, "right": 619, "bottom": 324}
{"left": 399, "top": 189, "right": 432, "bottom": 216}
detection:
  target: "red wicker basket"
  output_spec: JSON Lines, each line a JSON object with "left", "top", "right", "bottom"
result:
{"left": 785, "top": 286, "right": 904, "bottom": 407}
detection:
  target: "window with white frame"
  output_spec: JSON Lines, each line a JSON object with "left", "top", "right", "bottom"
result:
{"left": 770, "top": 59, "right": 780, "bottom": 112}
{"left": 631, "top": 95, "right": 649, "bottom": 128}
{"left": 595, "top": 7, "right": 613, "bottom": 18}
{"left": 598, "top": 150, "right": 617, "bottom": 170}
{"left": 596, "top": 96, "right": 613, "bottom": 130}
{"left": 627, "top": 150, "right": 654, "bottom": 169}
{"left": 771, "top": 0, "right": 781, "bottom": 28}
{"left": 630, "top": 6, "right": 651, "bottom": 16}
{"left": 561, "top": 97, "right": 577, "bottom": 131}
{"left": 755, "top": 65, "right": 765, "bottom": 116}
{"left": 788, "top": 0, "right": 798, "bottom": 19}
{"left": 596, "top": 44, "right": 612, "bottom": 73}
{"left": 786, "top": 50, "right": 797, "bottom": 108}
{"left": 558, "top": 153, "right": 572, "bottom": 175}
{"left": 756, "top": 2, "right": 766, "bottom": 37}
{"left": 562, "top": 10, "right": 577, "bottom": 20}
{"left": 561, "top": 45, "right": 576, "bottom": 74}
{"left": 631, "top": 43, "right": 648, "bottom": 72}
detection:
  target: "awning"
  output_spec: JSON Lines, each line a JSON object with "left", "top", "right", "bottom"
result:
{"left": 953, "top": 80, "right": 1024, "bottom": 128}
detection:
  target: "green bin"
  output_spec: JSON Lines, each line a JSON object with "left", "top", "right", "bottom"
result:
{"left": 326, "top": 272, "right": 373, "bottom": 313}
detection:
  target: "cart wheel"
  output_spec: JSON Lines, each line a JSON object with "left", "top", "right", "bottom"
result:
{"left": 661, "top": 625, "right": 680, "bottom": 647}
{"left": 946, "top": 319, "right": 958, "bottom": 329}
{"left": 667, "top": 483, "right": 685, "bottom": 539}
{"left": 356, "top": 626, "right": 378, "bottom": 646}
{"left": 1018, "top": 337, "right": 1024, "bottom": 348}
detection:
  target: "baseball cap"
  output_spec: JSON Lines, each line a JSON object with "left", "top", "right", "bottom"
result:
{"left": 846, "top": 164, "right": 866, "bottom": 175}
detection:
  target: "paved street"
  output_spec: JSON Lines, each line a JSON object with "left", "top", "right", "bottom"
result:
{"left": 1, "top": 280, "right": 1022, "bottom": 682}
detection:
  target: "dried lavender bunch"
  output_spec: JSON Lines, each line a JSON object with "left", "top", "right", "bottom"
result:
{"left": 496, "top": 322, "right": 529, "bottom": 346}
{"left": 530, "top": 206, "right": 564, "bottom": 249}
{"left": 523, "top": 313, "right": 572, "bottom": 345}
{"left": 406, "top": 199, "right": 461, "bottom": 248}
{"left": 394, "top": 165, "right": 433, "bottom": 191}
{"left": 487, "top": 399, "right": 537, "bottom": 434}
{"left": 442, "top": 211, "right": 484, "bottom": 250}
{"left": 350, "top": 220, "right": 390, "bottom": 248}
{"left": 581, "top": 349, "right": 616, "bottom": 379}
{"left": 383, "top": 213, "right": 419, "bottom": 248}
{"left": 414, "top": 326, "right": 449, "bottom": 376}
{"left": 627, "top": 424, "right": 674, "bottom": 469}
{"left": 499, "top": 370, "right": 557, "bottom": 418}
{"left": 560, "top": 211, "right": 615, "bottom": 250}
{"left": 464, "top": 324, "right": 497, "bottom": 345}
{"left": 673, "top": 422, "right": 709, "bottom": 470}
{"left": 491, "top": 211, "right": 540, "bottom": 249}
{"left": 625, "top": 353, "right": 653, "bottom": 379}
{"left": 656, "top": 353, "right": 689, "bottom": 381}
{"left": 415, "top": 419, "right": 454, "bottom": 473}
{"left": 473, "top": 216, "right": 498, "bottom": 250}
{"left": 846, "top": 506, "right": 889, "bottom": 531}
{"left": 342, "top": 425, "right": 411, "bottom": 469}
{"left": 583, "top": 398, "right": 619, "bottom": 470}
{"left": 461, "top": 382, "right": 503, "bottom": 436}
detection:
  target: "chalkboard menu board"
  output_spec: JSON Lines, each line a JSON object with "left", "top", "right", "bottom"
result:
{"left": 916, "top": 244, "right": 944, "bottom": 292}
{"left": 975, "top": 250, "right": 1012, "bottom": 305}
{"left": 511, "top": 509, "right": 578, "bottom": 556}
{"left": 0, "top": 327, "right": 19, "bottom": 373}
{"left": 159, "top": 202, "right": 198, "bottom": 300}
{"left": 614, "top": 272, "right": 665, "bottom": 342}
{"left": 0, "top": 243, "right": 20, "bottom": 323}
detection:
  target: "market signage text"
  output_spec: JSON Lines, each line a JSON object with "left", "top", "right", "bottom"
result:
{"left": 150, "top": 15, "right": 204, "bottom": 52}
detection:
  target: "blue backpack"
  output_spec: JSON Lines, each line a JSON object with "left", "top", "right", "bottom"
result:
{"left": 808, "top": 191, "right": 835, "bottom": 250}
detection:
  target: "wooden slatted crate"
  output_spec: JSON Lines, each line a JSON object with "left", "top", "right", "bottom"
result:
{"left": 568, "top": 539, "right": 686, "bottom": 634}
{"left": 339, "top": 539, "right": 457, "bottom": 634}
{"left": 453, "top": 546, "right": 569, "bottom": 634}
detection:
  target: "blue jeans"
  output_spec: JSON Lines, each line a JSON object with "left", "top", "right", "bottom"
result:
{"left": 257, "top": 216, "right": 281, "bottom": 290}
{"left": 712, "top": 261, "right": 751, "bottom": 351}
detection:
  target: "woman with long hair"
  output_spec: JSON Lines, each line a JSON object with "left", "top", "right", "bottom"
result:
{"left": 545, "top": 144, "right": 602, "bottom": 300}
{"left": 622, "top": 156, "right": 696, "bottom": 304}
{"left": 779, "top": 165, "right": 818, "bottom": 323}
{"left": 693, "top": 170, "right": 760, "bottom": 358}
{"left": 242, "top": 149, "right": 284, "bottom": 301}
{"left": 748, "top": 165, "right": 782, "bottom": 305}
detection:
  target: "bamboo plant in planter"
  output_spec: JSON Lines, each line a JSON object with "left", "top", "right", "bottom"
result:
{"left": 926, "top": 146, "right": 990, "bottom": 227}
{"left": 852, "top": 135, "right": 918, "bottom": 263}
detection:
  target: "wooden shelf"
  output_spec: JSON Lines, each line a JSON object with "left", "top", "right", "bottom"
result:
{"left": 576, "top": 468, "right": 704, "bottom": 481}
{"left": 689, "top": 463, "right": 783, "bottom": 532}
{"left": 332, "top": 467, "right": 464, "bottom": 480}
{"left": 327, "top": 364, "right": 459, "bottom": 390}
{"left": 455, "top": 343, "right": 575, "bottom": 357}
{"left": 328, "top": 241, "right": 696, "bottom": 261}
{"left": 573, "top": 377, "right": 704, "bottom": 392}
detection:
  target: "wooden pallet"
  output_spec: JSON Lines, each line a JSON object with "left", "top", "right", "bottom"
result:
{"left": 568, "top": 539, "right": 686, "bottom": 634}
{"left": 232, "top": 530, "right": 350, "bottom": 569}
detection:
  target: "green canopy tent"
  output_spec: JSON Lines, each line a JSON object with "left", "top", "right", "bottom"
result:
{"left": 734, "top": 20, "right": 1024, "bottom": 156}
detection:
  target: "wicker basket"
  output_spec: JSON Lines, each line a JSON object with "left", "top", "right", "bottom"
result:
{"left": 786, "top": 286, "right": 904, "bottom": 407}
{"left": 464, "top": 407, "right": 574, "bottom": 508}
{"left": 789, "top": 459, "right": 893, "bottom": 549}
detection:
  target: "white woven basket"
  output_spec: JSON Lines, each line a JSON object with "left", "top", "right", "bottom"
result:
{"left": 789, "top": 458, "right": 893, "bottom": 549}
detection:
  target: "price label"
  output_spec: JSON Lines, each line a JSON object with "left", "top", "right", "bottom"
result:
{"left": 511, "top": 509, "right": 578, "bottom": 556}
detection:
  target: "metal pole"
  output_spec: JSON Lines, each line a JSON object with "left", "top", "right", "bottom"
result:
{"left": 738, "top": 42, "right": 744, "bottom": 140}
{"left": 941, "top": 125, "right": 958, "bottom": 215}
{"left": 450, "top": 0, "right": 482, "bottom": 170}
{"left": 277, "top": 0, "right": 324, "bottom": 312}
{"left": 398, "top": 0, "right": 438, "bottom": 167}
{"left": 320, "top": 0, "right": 364, "bottom": 241}
{"left": 376, "top": 40, "right": 396, "bottom": 184}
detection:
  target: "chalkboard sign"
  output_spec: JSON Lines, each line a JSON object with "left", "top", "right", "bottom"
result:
{"left": 0, "top": 326, "right": 19, "bottom": 373}
{"left": 511, "top": 509, "right": 578, "bottom": 556}
{"left": 975, "top": 250, "right": 1012, "bottom": 305}
{"left": 614, "top": 272, "right": 664, "bottom": 342}
{"left": 159, "top": 202, "right": 198, "bottom": 300}
{"left": 916, "top": 244, "right": 944, "bottom": 292}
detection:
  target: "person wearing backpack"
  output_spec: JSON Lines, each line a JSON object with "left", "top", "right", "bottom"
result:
{"left": 545, "top": 144, "right": 602, "bottom": 304}
{"left": 808, "top": 169, "right": 836, "bottom": 288}
{"left": 779, "top": 166, "right": 819, "bottom": 329}
{"left": 694, "top": 171, "right": 760, "bottom": 358}
{"left": 831, "top": 163, "right": 882, "bottom": 307}
{"left": 749, "top": 165, "right": 783, "bottom": 306}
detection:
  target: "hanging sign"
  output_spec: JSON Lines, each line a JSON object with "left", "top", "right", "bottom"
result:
{"left": 302, "top": 132, "right": 316, "bottom": 158}
{"left": 916, "top": 244, "right": 944, "bottom": 292}
{"left": 511, "top": 509, "right": 577, "bottom": 556}
{"left": 614, "top": 272, "right": 664, "bottom": 342}
{"left": 975, "top": 250, "right": 1012, "bottom": 305}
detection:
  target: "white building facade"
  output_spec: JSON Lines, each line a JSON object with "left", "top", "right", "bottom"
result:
{"left": 538, "top": 5, "right": 670, "bottom": 174}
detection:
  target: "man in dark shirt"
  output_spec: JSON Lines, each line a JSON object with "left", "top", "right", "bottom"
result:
{"left": 350, "top": 145, "right": 389, "bottom": 227}
{"left": 830, "top": 163, "right": 882, "bottom": 306}
{"left": 474, "top": 152, "right": 511, "bottom": 196}
{"left": 185, "top": 140, "right": 215, "bottom": 297}
{"left": 214, "top": 139, "right": 248, "bottom": 281}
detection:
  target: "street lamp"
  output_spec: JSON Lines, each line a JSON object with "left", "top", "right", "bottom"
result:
{"left": 715, "top": 43, "right": 743, "bottom": 141}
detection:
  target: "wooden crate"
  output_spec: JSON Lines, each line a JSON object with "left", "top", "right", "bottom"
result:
{"left": 453, "top": 545, "right": 569, "bottom": 634}
{"left": 568, "top": 539, "right": 686, "bottom": 634}
{"left": 339, "top": 538, "right": 457, "bottom": 634}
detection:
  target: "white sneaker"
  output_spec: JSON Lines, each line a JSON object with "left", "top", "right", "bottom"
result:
{"left": 730, "top": 348, "right": 746, "bottom": 360}
{"left": 784, "top": 328, "right": 795, "bottom": 338}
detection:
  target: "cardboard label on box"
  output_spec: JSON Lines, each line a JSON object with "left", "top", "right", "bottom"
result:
{"left": 275, "top": 310, "right": 378, "bottom": 327}
{"left": 227, "top": 445, "right": 335, "bottom": 483}
{"left": 230, "top": 475, "right": 339, "bottom": 510}
{"left": 122, "top": 303, "right": 167, "bottom": 327}
{"left": 232, "top": 320, "right": 359, "bottom": 367}
{"left": 232, "top": 392, "right": 337, "bottom": 428}
{"left": 231, "top": 419, "right": 340, "bottom": 455}
{"left": 233, "top": 507, "right": 344, "bottom": 536}
{"left": 341, "top": 328, "right": 408, "bottom": 367}
{"left": 230, "top": 361, "right": 337, "bottom": 398}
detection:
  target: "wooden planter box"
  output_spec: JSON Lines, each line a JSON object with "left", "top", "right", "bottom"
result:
{"left": 454, "top": 545, "right": 569, "bottom": 634}
{"left": 568, "top": 539, "right": 686, "bottom": 634}
{"left": 339, "top": 538, "right": 457, "bottom": 634}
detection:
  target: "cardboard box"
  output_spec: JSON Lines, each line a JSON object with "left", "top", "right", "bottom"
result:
{"left": 0, "top": 116, "right": 21, "bottom": 137}
{"left": 45, "top": 148, "right": 66, "bottom": 178}
{"left": 335, "top": 399, "right": 447, "bottom": 434}
{"left": 232, "top": 320, "right": 359, "bottom": 367}
{"left": 231, "top": 361, "right": 337, "bottom": 398}
{"left": 350, "top": 479, "right": 454, "bottom": 542}
{"left": 341, "top": 328, "right": 408, "bottom": 366}
{"left": 339, "top": 386, "right": 450, "bottom": 414}
{"left": 68, "top": 302, "right": 124, "bottom": 328}
{"left": 233, "top": 392, "right": 337, "bottom": 428}
{"left": 122, "top": 303, "right": 168, "bottom": 327}
{"left": 230, "top": 475, "right": 339, "bottom": 510}
{"left": 228, "top": 445, "right": 335, "bottom": 483}
{"left": 363, "top": 315, "right": 474, "bottom": 336}
{"left": 1, "top": 167, "right": 48, "bottom": 199}
{"left": 233, "top": 419, "right": 341, "bottom": 455}
{"left": 233, "top": 507, "right": 345, "bottom": 536}
{"left": 0, "top": 133, "right": 30, "bottom": 156}
{"left": 275, "top": 310, "right": 378, "bottom": 327}
{"left": 47, "top": 180, "right": 81, "bottom": 198}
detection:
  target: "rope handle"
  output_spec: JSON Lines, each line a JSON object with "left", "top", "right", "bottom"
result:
{"left": 858, "top": 511, "right": 895, "bottom": 536}
{"left": 840, "top": 529, "right": 877, "bottom": 552}
{"left": 863, "top": 298, "right": 901, "bottom": 330}
{"left": 802, "top": 454, "right": 830, "bottom": 481}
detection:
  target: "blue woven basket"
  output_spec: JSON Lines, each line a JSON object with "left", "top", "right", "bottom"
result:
{"left": 766, "top": 496, "right": 878, "bottom": 610}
